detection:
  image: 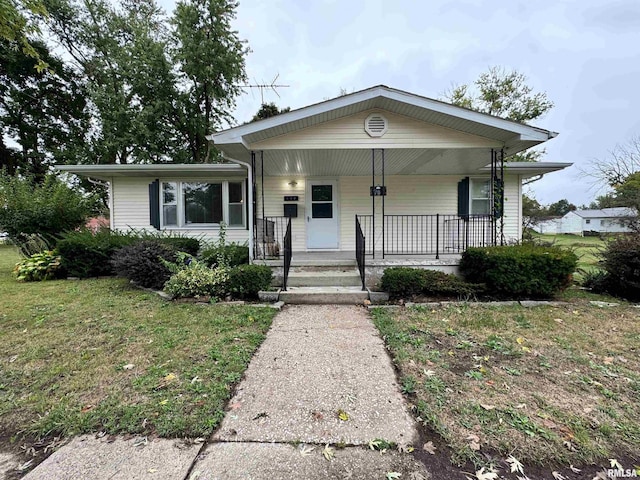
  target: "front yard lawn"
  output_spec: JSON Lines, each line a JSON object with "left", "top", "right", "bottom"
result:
{"left": 372, "top": 300, "right": 640, "bottom": 471}
{"left": 0, "top": 245, "right": 275, "bottom": 443}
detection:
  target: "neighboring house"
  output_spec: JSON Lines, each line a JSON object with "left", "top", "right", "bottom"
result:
{"left": 560, "top": 207, "right": 637, "bottom": 235}
{"left": 58, "top": 85, "right": 570, "bottom": 288}
{"left": 531, "top": 217, "right": 563, "bottom": 235}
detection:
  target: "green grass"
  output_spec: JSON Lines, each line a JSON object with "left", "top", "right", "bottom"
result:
{"left": 532, "top": 233, "right": 605, "bottom": 281}
{"left": 0, "top": 245, "right": 276, "bottom": 440}
{"left": 372, "top": 299, "right": 640, "bottom": 468}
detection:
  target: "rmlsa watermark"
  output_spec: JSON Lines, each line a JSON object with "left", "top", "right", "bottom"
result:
{"left": 607, "top": 469, "right": 639, "bottom": 478}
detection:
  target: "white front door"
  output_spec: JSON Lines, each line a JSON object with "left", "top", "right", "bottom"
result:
{"left": 306, "top": 180, "right": 339, "bottom": 249}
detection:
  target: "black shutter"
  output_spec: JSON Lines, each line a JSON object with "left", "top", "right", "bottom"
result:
{"left": 149, "top": 179, "right": 160, "bottom": 229}
{"left": 457, "top": 177, "right": 470, "bottom": 217}
{"left": 245, "top": 178, "right": 249, "bottom": 230}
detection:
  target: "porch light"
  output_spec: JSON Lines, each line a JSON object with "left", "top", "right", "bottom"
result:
{"left": 288, "top": 180, "right": 298, "bottom": 187}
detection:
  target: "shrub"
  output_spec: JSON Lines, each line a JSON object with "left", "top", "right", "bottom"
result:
{"left": 380, "top": 268, "right": 428, "bottom": 298}
{"left": 111, "top": 241, "right": 177, "bottom": 290}
{"left": 13, "top": 251, "right": 64, "bottom": 282}
{"left": 595, "top": 234, "right": 640, "bottom": 301}
{"left": 159, "top": 237, "right": 200, "bottom": 256}
{"left": 0, "top": 173, "right": 99, "bottom": 244}
{"left": 164, "top": 260, "right": 229, "bottom": 299}
{"left": 460, "top": 244, "right": 577, "bottom": 298}
{"left": 226, "top": 264, "right": 273, "bottom": 299}
{"left": 57, "top": 230, "right": 138, "bottom": 278}
{"left": 200, "top": 243, "right": 249, "bottom": 268}
{"left": 380, "top": 267, "right": 482, "bottom": 299}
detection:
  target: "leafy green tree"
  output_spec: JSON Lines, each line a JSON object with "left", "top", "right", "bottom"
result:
{"left": 0, "top": 39, "right": 88, "bottom": 181}
{"left": 547, "top": 199, "right": 576, "bottom": 216}
{"left": 250, "top": 102, "right": 290, "bottom": 122}
{"left": 0, "top": 172, "right": 99, "bottom": 244}
{"left": 0, "top": 0, "right": 48, "bottom": 70}
{"left": 45, "top": 0, "right": 178, "bottom": 165}
{"left": 445, "top": 66, "right": 554, "bottom": 162}
{"left": 171, "top": 0, "right": 248, "bottom": 162}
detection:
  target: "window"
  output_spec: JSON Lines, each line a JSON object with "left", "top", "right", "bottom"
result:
{"left": 161, "top": 180, "right": 244, "bottom": 228}
{"left": 585, "top": 219, "right": 591, "bottom": 224}
{"left": 470, "top": 179, "right": 490, "bottom": 215}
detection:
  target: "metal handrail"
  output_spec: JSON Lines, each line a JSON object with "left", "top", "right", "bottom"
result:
{"left": 282, "top": 217, "right": 292, "bottom": 291}
{"left": 355, "top": 215, "right": 366, "bottom": 290}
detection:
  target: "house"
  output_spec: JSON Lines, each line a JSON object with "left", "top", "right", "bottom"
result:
{"left": 58, "top": 85, "right": 570, "bottom": 292}
{"left": 559, "top": 207, "right": 636, "bottom": 235}
{"left": 531, "top": 217, "right": 563, "bottom": 235}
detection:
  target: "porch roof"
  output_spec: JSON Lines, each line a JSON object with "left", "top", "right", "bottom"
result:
{"left": 56, "top": 163, "right": 247, "bottom": 181}
{"left": 209, "top": 85, "right": 558, "bottom": 176}
{"left": 479, "top": 162, "right": 572, "bottom": 178}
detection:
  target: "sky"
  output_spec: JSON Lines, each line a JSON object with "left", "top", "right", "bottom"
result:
{"left": 158, "top": 0, "right": 640, "bottom": 206}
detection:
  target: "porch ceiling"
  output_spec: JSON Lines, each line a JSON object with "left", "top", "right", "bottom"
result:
{"left": 255, "top": 147, "right": 495, "bottom": 176}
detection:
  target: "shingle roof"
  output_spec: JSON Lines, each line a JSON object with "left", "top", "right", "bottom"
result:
{"left": 572, "top": 207, "right": 637, "bottom": 218}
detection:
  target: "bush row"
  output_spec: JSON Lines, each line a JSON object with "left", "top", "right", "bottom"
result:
{"left": 381, "top": 244, "right": 578, "bottom": 300}
{"left": 459, "top": 244, "right": 577, "bottom": 298}
{"left": 381, "top": 268, "right": 483, "bottom": 299}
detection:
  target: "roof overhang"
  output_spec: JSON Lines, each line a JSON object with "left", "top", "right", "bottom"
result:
{"left": 208, "top": 85, "right": 558, "bottom": 162}
{"left": 56, "top": 163, "right": 247, "bottom": 181}
{"left": 479, "top": 162, "right": 572, "bottom": 179}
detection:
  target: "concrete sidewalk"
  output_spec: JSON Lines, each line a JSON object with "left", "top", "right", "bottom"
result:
{"left": 20, "top": 305, "right": 431, "bottom": 479}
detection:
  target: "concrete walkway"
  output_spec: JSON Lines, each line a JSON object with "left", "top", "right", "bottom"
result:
{"left": 20, "top": 305, "right": 430, "bottom": 479}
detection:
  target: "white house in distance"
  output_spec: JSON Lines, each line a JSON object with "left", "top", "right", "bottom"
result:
{"left": 58, "top": 85, "right": 570, "bottom": 290}
{"left": 559, "top": 207, "right": 636, "bottom": 235}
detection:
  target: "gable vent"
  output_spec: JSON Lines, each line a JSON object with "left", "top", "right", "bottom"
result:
{"left": 365, "top": 113, "right": 388, "bottom": 137}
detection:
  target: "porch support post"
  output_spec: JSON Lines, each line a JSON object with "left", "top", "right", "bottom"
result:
{"left": 499, "top": 148, "right": 505, "bottom": 245}
{"left": 381, "top": 148, "right": 385, "bottom": 259}
{"left": 490, "top": 148, "right": 496, "bottom": 246}
{"left": 371, "top": 148, "right": 375, "bottom": 259}
{"left": 261, "top": 150, "right": 265, "bottom": 259}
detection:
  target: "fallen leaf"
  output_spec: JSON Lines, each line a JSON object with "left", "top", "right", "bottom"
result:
{"left": 191, "top": 376, "right": 201, "bottom": 384}
{"left": 322, "top": 444, "right": 334, "bottom": 461}
{"left": 9, "top": 355, "right": 18, "bottom": 363}
{"left": 569, "top": 465, "right": 582, "bottom": 473}
{"left": 423, "top": 369, "right": 436, "bottom": 377}
{"left": 603, "top": 357, "right": 614, "bottom": 365}
{"left": 369, "top": 439, "right": 382, "bottom": 450}
{"left": 397, "top": 443, "right": 414, "bottom": 453}
{"left": 610, "top": 459, "right": 623, "bottom": 470}
{"left": 188, "top": 471, "right": 201, "bottom": 480}
{"left": 563, "top": 440, "right": 577, "bottom": 451}
{"left": 552, "top": 472, "right": 566, "bottom": 480}
{"left": 554, "top": 318, "right": 563, "bottom": 324}
{"left": 506, "top": 455, "right": 524, "bottom": 474}
{"left": 312, "top": 411, "right": 324, "bottom": 421}
{"left": 386, "top": 473, "right": 401, "bottom": 480}
{"left": 133, "top": 436, "right": 148, "bottom": 447}
{"left": 148, "top": 469, "right": 157, "bottom": 473}
{"left": 516, "top": 337, "right": 525, "bottom": 344}
{"left": 300, "top": 445, "right": 315, "bottom": 456}
{"left": 480, "top": 404, "right": 495, "bottom": 410}
{"left": 16, "top": 459, "right": 33, "bottom": 472}
{"left": 122, "top": 363, "right": 135, "bottom": 370}
{"left": 466, "top": 434, "right": 481, "bottom": 451}
{"left": 337, "top": 409, "right": 349, "bottom": 421}
{"left": 471, "top": 467, "right": 499, "bottom": 480}
{"left": 81, "top": 404, "right": 95, "bottom": 413}
{"left": 159, "top": 399, "right": 169, "bottom": 406}
{"left": 422, "top": 441, "right": 436, "bottom": 454}
{"left": 409, "top": 472, "right": 427, "bottom": 480}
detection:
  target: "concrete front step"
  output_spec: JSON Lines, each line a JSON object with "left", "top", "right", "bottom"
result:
{"left": 279, "top": 287, "right": 369, "bottom": 304}
{"left": 287, "top": 269, "right": 361, "bottom": 287}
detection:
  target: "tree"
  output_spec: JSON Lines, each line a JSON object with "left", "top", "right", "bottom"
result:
{"left": 0, "top": 0, "right": 48, "bottom": 71}
{"left": 583, "top": 135, "right": 640, "bottom": 189}
{"left": 250, "top": 102, "right": 290, "bottom": 122}
{"left": 547, "top": 199, "right": 576, "bottom": 217}
{"left": 444, "top": 66, "right": 554, "bottom": 162}
{"left": 0, "top": 39, "right": 89, "bottom": 181}
{"left": 171, "top": 0, "right": 248, "bottom": 162}
{"left": 0, "top": 172, "right": 99, "bottom": 244}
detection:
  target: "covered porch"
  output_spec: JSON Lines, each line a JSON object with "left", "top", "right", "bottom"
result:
{"left": 208, "top": 85, "right": 565, "bottom": 290}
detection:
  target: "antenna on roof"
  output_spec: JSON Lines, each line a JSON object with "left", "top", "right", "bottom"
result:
{"left": 239, "top": 73, "right": 289, "bottom": 104}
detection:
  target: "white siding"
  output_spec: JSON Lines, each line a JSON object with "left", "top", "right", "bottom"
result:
{"left": 256, "top": 174, "right": 522, "bottom": 251}
{"left": 560, "top": 212, "right": 583, "bottom": 235}
{"left": 249, "top": 109, "right": 501, "bottom": 150}
{"left": 111, "top": 177, "right": 249, "bottom": 245}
